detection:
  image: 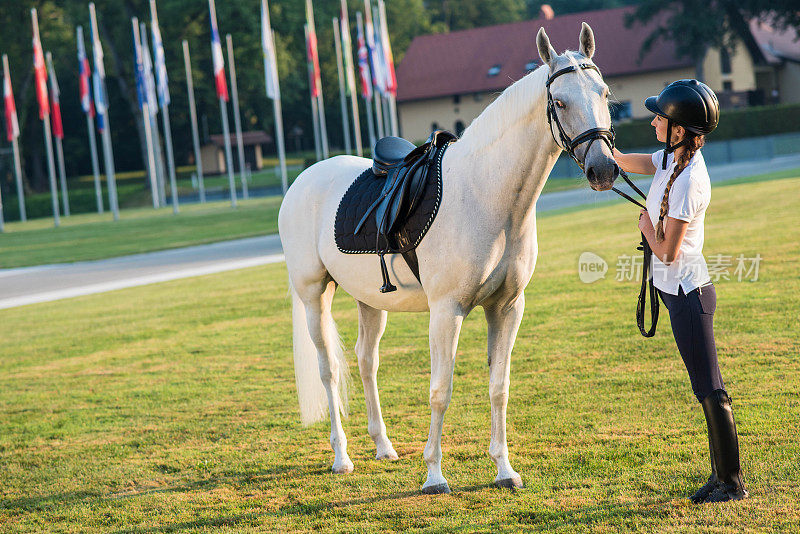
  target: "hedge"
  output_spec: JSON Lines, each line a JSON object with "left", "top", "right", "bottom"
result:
{"left": 614, "top": 102, "right": 800, "bottom": 149}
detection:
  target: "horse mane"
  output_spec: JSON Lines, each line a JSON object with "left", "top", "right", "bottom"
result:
{"left": 456, "top": 51, "right": 588, "bottom": 154}
{"left": 455, "top": 63, "right": 551, "bottom": 153}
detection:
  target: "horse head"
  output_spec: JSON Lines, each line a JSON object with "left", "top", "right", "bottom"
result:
{"left": 537, "top": 23, "right": 619, "bottom": 191}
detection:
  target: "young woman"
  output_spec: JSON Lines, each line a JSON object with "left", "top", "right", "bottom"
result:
{"left": 612, "top": 80, "right": 748, "bottom": 503}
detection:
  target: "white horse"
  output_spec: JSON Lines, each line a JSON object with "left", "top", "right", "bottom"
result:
{"left": 278, "top": 23, "right": 619, "bottom": 494}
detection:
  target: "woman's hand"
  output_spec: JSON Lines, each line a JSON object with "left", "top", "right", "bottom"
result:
{"left": 638, "top": 209, "right": 653, "bottom": 234}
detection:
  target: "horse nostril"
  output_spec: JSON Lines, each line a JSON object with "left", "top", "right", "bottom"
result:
{"left": 612, "top": 163, "right": 620, "bottom": 178}
{"left": 586, "top": 167, "right": 596, "bottom": 182}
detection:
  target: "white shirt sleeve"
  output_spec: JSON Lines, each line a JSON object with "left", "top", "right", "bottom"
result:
{"left": 667, "top": 173, "right": 704, "bottom": 222}
{"left": 651, "top": 150, "right": 664, "bottom": 169}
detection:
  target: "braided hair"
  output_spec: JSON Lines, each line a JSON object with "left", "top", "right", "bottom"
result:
{"left": 655, "top": 133, "right": 705, "bottom": 243}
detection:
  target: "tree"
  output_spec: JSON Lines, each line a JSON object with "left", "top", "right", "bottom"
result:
{"left": 626, "top": 0, "right": 800, "bottom": 77}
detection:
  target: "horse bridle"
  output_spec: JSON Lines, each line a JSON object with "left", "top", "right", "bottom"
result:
{"left": 546, "top": 62, "right": 616, "bottom": 171}
{"left": 546, "top": 61, "right": 660, "bottom": 338}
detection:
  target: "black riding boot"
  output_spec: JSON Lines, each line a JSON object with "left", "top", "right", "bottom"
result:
{"left": 690, "top": 423, "right": 717, "bottom": 503}
{"left": 700, "top": 389, "right": 748, "bottom": 503}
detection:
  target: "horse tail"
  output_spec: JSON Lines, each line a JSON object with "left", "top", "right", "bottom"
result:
{"left": 289, "top": 279, "right": 350, "bottom": 426}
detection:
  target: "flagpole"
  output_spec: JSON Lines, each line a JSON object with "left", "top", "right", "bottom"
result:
{"left": 311, "top": 86, "right": 322, "bottom": 161}
{"left": 333, "top": 18, "right": 351, "bottom": 155}
{"left": 220, "top": 97, "right": 236, "bottom": 207}
{"left": 262, "top": 0, "right": 288, "bottom": 194}
{"left": 140, "top": 22, "right": 167, "bottom": 208}
{"left": 0, "top": 182, "right": 4, "bottom": 231}
{"left": 225, "top": 34, "right": 248, "bottom": 200}
{"left": 340, "top": 0, "right": 363, "bottom": 157}
{"left": 89, "top": 3, "right": 119, "bottom": 221}
{"left": 45, "top": 51, "right": 70, "bottom": 217}
{"left": 132, "top": 17, "right": 159, "bottom": 209}
{"left": 31, "top": 9, "right": 60, "bottom": 228}
{"left": 356, "top": 12, "right": 376, "bottom": 151}
{"left": 377, "top": 0, "right": 399, "bottom": 136}
{"left": 161, "top": 108, "right": 178, "bottom": 212}
{"left": 150, "top": 0, "right": 178, "bottom": 214}
{"left": 77, "top": 27, "right": 103, "bottom": 214}
{"left": 183, "top": 40, "right": 205, "bottom": 203}
{"left": 3, "top": 54, "right": 26, "bottom": 222}
{"left": 208, "top": 0, "right": 236, "bottom": 207}
{"left": 304, "top": 23, "right": 322, "bottom": 162}
{"left": 306, "top": 0, "right": 329, "bottom": 159}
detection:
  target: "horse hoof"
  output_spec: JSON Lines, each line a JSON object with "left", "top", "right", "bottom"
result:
{"left": 421, "top": 482, "right": 451, "bottom": 495}
{"left": 376, "top": 448, "right": 399, "bottom": 461}
{"left": 332, "top": 461, "right": 354, "bottom": 474}
{"left": 495, "top": 476, "right": 524, "bottom": 490}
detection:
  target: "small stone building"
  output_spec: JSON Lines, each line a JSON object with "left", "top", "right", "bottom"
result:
{"left": 200, "top": 131, "right": 273, "bottom": 175}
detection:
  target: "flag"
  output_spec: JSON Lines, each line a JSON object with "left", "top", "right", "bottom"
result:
{"left": 363, "top": 1, "right": 385, "bottom": 95}
{"left": 46, "top": 53, "right": 64, "bottom": 139}
{"left": 208, "top": 0, "right": 228, "bottom": 101}
{"left": 377, "top": 0, "right": 396, "bottom": 96}
{"left": 132, "top": 21, "right": 146, "bottom": 109}
{"left": 77, "top": 26, "right": 95, "bottom": 117}
{"left": 140, "top": 25, "right": 159, "bottom": 118}
{"left": 32, "top": 20, "right": 49, "bottom": 119}
{"left": 356, "top": 12, "right": 372, "bottom": 100}
{"left": 3, "top": 64, "right": 19, "bottom": 142}
{"left": 261, "top": 0, "right": 280, "bottom": 100}
{"left": 89, "top": 17, "right": 107, "bottom": 131}
{"left": 339, "top": 0, "right": 356, "bottom": 97}
{"left": 151, "top": 2, "right": 170, "bottom": 108}
{"left": 305, "top": 0, "right": 322, "bottom": 98}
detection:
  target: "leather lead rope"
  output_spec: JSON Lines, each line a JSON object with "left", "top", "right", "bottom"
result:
{"left": 612, "top": 169, "right": 659, "bottom": 337}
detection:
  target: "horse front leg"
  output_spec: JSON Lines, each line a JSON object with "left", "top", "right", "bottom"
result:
{"left": 422, "top": 303, "right": 464, "bottom": 494}
{"left": 484, "top": 294, "right": 525, "bottom": 489}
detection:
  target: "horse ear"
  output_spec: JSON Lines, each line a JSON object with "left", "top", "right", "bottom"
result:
{"left": 579, "top": 22, "right": 595, "bottom": 59}
{"left": 537, "top": 27, "right": 556, "bottom": 66}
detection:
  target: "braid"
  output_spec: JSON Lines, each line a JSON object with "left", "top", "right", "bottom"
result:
{"left": 655, "top": 134, "right": 705, "bottom": 243}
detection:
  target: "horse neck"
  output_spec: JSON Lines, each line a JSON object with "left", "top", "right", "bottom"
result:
{"left": 445, "top": 67, "right": 561, "bottom": 231}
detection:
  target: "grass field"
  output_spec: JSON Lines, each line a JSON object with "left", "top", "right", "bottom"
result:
{"left": 2, "top": 167, "right": 798, "bottom": 270}
{"left": 1, "top": 177, "right": 798, "bottom": 532}
{"left": 0, "top": 197, "right": 281, "bottom": 268}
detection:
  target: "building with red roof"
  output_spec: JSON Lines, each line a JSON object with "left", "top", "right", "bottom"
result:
{"left": 395, "top": 6, "right": 799, "bottom": 142}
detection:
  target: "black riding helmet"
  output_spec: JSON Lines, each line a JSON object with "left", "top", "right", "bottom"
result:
{"left": 645, "top": 79, "right": 719, "bottom": 168}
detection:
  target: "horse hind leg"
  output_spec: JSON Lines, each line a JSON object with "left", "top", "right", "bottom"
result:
{"left": 291, "top": 275, "right": 353, "bottom": 474}
{"left": 356, "top": 301, "right": 398, "bottom": 460}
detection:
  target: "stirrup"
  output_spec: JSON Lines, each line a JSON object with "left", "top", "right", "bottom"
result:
{"left": 379, "top": 254, "right": 397, "bottom": 293}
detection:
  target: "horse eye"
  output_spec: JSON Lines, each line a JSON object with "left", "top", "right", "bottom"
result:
{"left": 555, "top": 99, "right": 566, "bottom": 109}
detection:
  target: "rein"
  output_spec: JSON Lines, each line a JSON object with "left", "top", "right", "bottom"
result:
{"left": 611, "top": 170, "right": 659, "bottom": 338}
{"left": 546, "top": 62, "right": 659, "bottom": 337}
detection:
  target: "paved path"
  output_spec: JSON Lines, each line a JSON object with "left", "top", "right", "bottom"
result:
{"left": 2, "top": 155, "right": 798, "bottom": 310}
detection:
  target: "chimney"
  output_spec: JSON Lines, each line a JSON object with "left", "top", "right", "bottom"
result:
{"left": 540, "top": 4, "right": 555, "bottom": 20}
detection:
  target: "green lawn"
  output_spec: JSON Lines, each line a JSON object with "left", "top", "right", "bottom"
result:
{"left": 1, "top": 177, "right": 798, "bottom": 532}
{"left": 0, "top": 196, "right": 281, "bottom": 268}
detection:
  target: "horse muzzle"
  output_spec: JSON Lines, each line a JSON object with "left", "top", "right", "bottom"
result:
{"left": 585, "top": 157, "right": 619, "bottom": 191}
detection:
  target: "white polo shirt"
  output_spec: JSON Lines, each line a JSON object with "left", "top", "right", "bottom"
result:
{"left": 646, "top": 149, "right": 712, "bottom": 295}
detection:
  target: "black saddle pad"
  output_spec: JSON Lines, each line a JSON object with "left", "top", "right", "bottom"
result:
{"left": 334, "top": 147, "right": 445, "bottom": 254}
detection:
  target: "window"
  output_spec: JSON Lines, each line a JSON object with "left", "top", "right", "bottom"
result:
{"left": 431, "top": 122, "right": 439, "bottom": 132}
{"left": 474, "top": 93, "right": 483, "bottom": 102}
{"left": 452, "top": 95, "right": 461, "bottom": 105}
{"left": 609, "top": 101, "right": 632, "bottom": 121}
{"left": 524, "top": 60, "right": 538, "bottom": 73}
{"left": 487, "top": 64, "right": 501, "bottom": 77}
{"left": 455, "top": 120, "right": 465, "bottom": 136}
{"left": 720, "top": 47, "right": 732, "bottom": 75}
{"left": 723, "top": 80, "right": 733, "bottom": 92}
